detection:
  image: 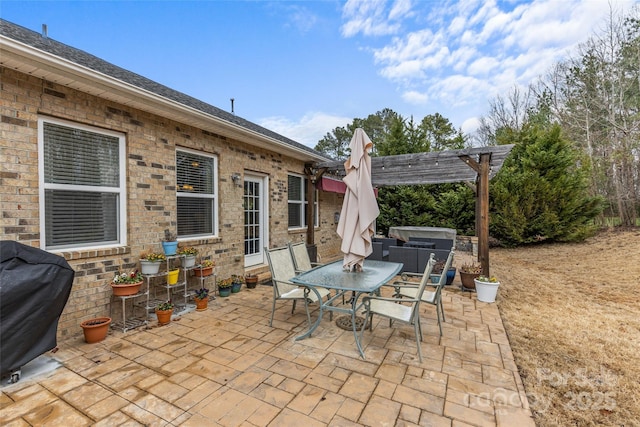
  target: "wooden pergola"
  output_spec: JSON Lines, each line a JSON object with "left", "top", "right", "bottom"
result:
{"left": 305, "top": 145, "right": 515, "bottom": 276}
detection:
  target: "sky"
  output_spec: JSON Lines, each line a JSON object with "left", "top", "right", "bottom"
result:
{"left": 2, "top": 0, "right": 638, "bottom": 148}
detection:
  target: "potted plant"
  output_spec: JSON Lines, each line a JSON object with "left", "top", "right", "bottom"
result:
{"left": 474, "top": 275, "right": 501, "bottom": 303}
{"left": 156, "top": 300, "right": 174, "bottom": 325}
{"left": 194, "top": 287, "right": 209, "bottom": 311}
{"left": 432, "top": 259, "right": 457, "bottom": 285}
{"left": 167, "top": 268, "right": 180, "bottom": 285}
{"left": 217, "top": 277, "right": 233, "bottom": 297}
{"left": 177, "top": 246, "right": 198, "bottom": 268}
{"left": 162, "top": 229, "right": 178, "bottom": 255}
{"left": 231, "top": 275, "right": 244, "bottom": 293}
{"left": 459, "top": 262, "right": 482, "bottom": 290}
{"left": 245, "top": 274, "right": 258, "bottom": 289}
{"left": 139, "top": 251, "right": 166, "bottom": 275}
{"left": 110, "top": 270, "right": 144, "bottom": 296}
{"left": 195, "top": 259, "right": 215, "bottom": 277}
{"left": 80, "top": 317, "right": 111, "bottom": 343}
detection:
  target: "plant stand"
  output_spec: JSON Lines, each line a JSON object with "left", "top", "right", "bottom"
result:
{"left": 110, "top": 281, "right": 148, "bottom": 333}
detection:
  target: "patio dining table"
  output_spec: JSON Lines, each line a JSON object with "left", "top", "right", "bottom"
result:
{"left": 290, "top": 259, "right": 403, "bottom": 358}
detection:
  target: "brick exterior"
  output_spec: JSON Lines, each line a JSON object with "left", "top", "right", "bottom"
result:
{"left": 0, "top": 66, "right": 344, "bottom": 340}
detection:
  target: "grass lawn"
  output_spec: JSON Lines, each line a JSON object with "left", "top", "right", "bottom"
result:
{"left": 491, "top": 228, "right": 640, "bottom": 426}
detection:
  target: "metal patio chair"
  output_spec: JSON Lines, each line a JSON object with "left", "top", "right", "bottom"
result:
{"left": 393, "top": 248, "right": 455, "bottom": 336}
{"left": 360, "top": 253, "right": 437, "bottom": 362}
{"left": 264, "top": 245, "right": 330, "bottom": 327}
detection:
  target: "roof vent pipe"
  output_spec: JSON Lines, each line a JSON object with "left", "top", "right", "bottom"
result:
{"left": 230, "top": 98, "right": 235, "bottom": 114}
{"left": 42, "top": 24, "right": 48, "bottom": 38}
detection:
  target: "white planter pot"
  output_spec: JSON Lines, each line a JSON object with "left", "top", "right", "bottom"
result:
{"left": 181, "top": 255, "right": 196, "bottom": 268}
{"left": 474, "top": 279, "right": 500, "bottom": 303}
{"left": 140, "top": 260, "right": 161, "bottom": 275}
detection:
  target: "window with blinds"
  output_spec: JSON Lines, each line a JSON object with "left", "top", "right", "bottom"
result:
{"left": 176, "top": 150, "right": 217, "bottom": 238}
{"left": 287, "top": 174, "right": 318, "bottom": 229}
{"left": 40, "top": 119, "right": 126, "bottom": 250}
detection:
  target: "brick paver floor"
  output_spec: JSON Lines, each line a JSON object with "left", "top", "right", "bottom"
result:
{"left": 1, "top": 259, "right": 535, "bottom": 426}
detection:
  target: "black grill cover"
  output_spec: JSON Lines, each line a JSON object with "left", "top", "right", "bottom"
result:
{"left": 0, "top": 241, "right": 74, "bottom": 376}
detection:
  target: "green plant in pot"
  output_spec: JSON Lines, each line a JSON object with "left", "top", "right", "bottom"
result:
{"left": 194, "top": 287, "right": 209, "bottom": 311}
{"left": 177, "top": 246, "right": 198, "bottom": 268}
{"left": 217, "top": 277, "right": 233, "bottom": 297}
{"left": 139, "top": 251, "right": 166, "bottom": 275}
{"left": 156, "top": 300, "right": 174, "bottom": 325}
{"left": 195, "top": 259, "right": 215, "bottom": 277}
{"left": 231, "top": 275, "right": 244, "bottom": 293}
{"left": 433, "top": 259, "right": 457, "bottom": 285}
{"left": 474, "top": 275, "right": 501, "bottom": 303}
{"left": 111, "top": 269, "right": 144, "bottom": 296}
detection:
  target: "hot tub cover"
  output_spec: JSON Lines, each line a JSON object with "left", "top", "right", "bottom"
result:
{"left": 0, "top": 241, "right": 74, "bottom": 377}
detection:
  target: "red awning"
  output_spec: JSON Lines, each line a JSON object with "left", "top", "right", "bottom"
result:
{"left": 318, "top": 176, "right": 377, "bottom": 197}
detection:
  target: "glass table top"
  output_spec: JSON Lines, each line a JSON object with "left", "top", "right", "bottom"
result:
{"left": 291, "top": 260, "right": 403, "bottom": 292}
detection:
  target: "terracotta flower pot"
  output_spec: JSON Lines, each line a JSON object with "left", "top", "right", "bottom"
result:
{"left": 80, "top": 317, "right": 111, "bottom": 343}
{"left": 195, "top": 297, "right": 208, "bottom": 311}
{"left": 156, "top": 309, "right": 173, "bottom": 325}
{"left": 194, "top": 266, "right": 213, "bottom": 277}
{"left": 111, "top": 281, "right": 143, "bottom": 296}
{"left": 460, "top": 271, "right": 480, "bottom": 290}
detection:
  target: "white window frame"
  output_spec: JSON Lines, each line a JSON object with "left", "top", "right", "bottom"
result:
{"left": 38, "top": 117, "right": 127, "bottom": 251}
{"left": 288, "top": 173, "right": 318, "bottom": 230}
{"left": 176, "top": 148, "right": 218, "bottom": 239}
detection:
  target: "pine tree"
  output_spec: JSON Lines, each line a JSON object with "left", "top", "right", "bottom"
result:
{"left": 490, "top": 124, "right": 604, "bottom": 246}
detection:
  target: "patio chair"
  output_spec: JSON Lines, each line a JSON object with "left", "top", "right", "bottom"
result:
{"left": 289, "top": 241, "right": 345, "bottom": 305}
{"left": 393, "top": 248, "right": 455, "bottom": 336}
{"left": 264, "top": 246, "right": 330, "bottom": 327}
{"left": 360, "top": 253, "right": 437, "bottom": 362}
{"left": 288, "top": 242, "right": 322, "bottom": 273}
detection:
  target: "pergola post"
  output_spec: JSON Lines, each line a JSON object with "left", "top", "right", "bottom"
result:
{"left": 459, "top": 153, "right": 491, "bottom": 276}
{"left": 477, "top": 153, "right": 491, "bottom": 276}
{"left": 304, "top": 165, "right": 324, "bottom": 262}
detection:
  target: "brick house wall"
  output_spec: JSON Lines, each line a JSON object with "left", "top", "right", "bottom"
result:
{"left": 0, "top": 66, "right": 344, "bottom": 340}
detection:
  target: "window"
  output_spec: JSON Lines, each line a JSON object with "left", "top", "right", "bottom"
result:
{"left": 288, "top": 174, "right": 318, "bottom": 229}
{"left": 39, "top": 118, "right": 126, "bottom": 250}
{"left": 176, "top": 149, "right": 217, "bottom": 238}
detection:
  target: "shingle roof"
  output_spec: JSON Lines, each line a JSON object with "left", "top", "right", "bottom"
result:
{"left": 0, "top": 19, "right": 330, "bottom": 161}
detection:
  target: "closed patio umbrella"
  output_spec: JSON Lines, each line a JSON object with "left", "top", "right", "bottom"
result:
{"left": 336, "top": 128, "right": 379, "bottom": 271}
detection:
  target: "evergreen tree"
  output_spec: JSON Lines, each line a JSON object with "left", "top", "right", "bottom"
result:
{"left": 490, "top": 124, "right": 604, "bottom": 246}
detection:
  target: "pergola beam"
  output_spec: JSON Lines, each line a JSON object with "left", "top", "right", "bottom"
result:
{"left": 314, "top": 145, "right": 514, "bottom": 276}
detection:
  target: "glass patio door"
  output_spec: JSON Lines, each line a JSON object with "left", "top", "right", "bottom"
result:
{"left": 244, "top": 174, "right": 267, "bottom": 266}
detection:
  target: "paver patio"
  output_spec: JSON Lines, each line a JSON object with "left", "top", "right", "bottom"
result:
{"left": 1, "top": 261, "right": 535, "bottom": 427}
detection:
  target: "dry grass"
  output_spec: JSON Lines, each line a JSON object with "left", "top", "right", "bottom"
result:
{"left": 491, "top": 229, "right": 640, "bottom": 426}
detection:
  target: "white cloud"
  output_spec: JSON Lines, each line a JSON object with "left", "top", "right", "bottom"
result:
{"left": 259, "top": 112, "right": 352, "bottom": 148}
{"left": 402, "top": 90, "right": 429, "bottom": 105}
{"left": 341, "top": 0, "right": 404, "bottom": 37}
{"left": 461, "top": 117, "right": 481, "bottom": 135}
